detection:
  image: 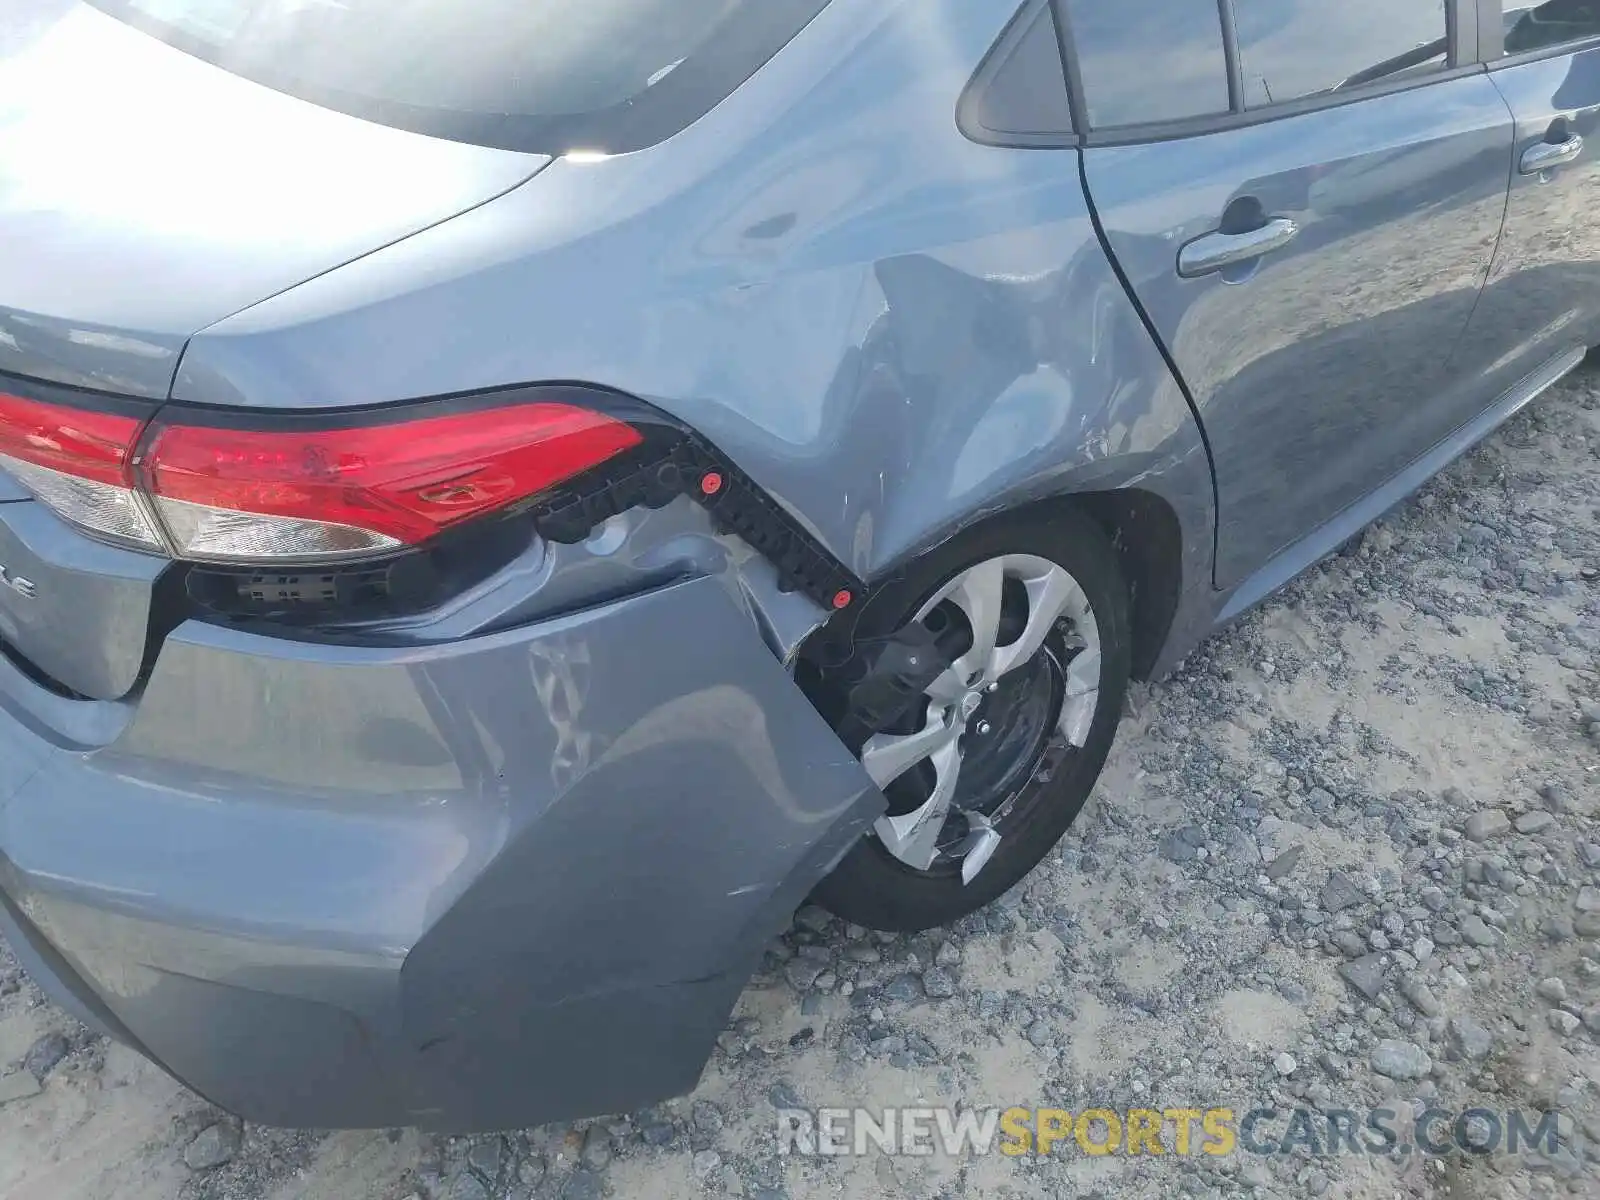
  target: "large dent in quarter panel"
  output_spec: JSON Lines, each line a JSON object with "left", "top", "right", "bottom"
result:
{"left": 176, "top": 0, "right": 1213, "bottom": 646}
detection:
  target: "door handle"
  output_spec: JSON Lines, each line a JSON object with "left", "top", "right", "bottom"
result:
{"left": 1521, "top": 132, "right": 1584, "bottom": 175}
{"left": 1177, "top": 218, "right": 1300, "bottom": 278}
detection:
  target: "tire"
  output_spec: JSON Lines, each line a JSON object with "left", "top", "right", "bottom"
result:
{"left": 810, "top": 506, "right": 1132, "bottom": 932}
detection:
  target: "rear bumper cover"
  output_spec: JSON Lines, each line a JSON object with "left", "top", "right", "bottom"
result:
{"left": 0, "top": 575, "right": 879, "bottom": 1130}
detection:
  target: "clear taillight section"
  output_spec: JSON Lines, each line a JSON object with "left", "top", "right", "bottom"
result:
{"left": 0, "top": 392, "right": 642, "bottom": 563}
{"left": 0, "top": 457, "right": 165, "bottom": 549}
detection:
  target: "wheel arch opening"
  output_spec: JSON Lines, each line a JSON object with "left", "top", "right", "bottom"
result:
{"left": 799, "top": 485, "right": 1185, "bottom": 693}
{"left": 1059, "top": 487, "right": 1183, "bottom": 682}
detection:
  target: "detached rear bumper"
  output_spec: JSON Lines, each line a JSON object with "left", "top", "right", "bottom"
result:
{"left": 0, "top": 575, "right": 879, "bottom": 1130}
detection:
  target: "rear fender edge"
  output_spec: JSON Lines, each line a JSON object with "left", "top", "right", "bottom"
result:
{"left": 818, "top": 429, "right": 1218, "bottom": 685}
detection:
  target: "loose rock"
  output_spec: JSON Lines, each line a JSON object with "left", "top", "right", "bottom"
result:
{"left": 1400, "top": 976, "right": 1443, "bottom": 1019}
{"left": 184, "top": 1123, "right": 242, "bottom": 1172}
{"left": 921, "top": 966, "right": 957, "bottom": 999}
{"left": 22, "top": 1033, "right": 68, "bottom": 1081}
{"left": 1332, "top": 931, "right": 1367, "bottom": 958}
{"left": 1535, "top": 977, "right": 1568, "bottom": 1003}
{"left": 561, "top": 1171, "right": 603, "bottom": 1200}
{"left": 882, "top": 974, "right": 922, "bottom": 1003}
{"left": 579, "top": 1127, "right": 611, "bottom": 1171}
{"left": 1340, "top": 954, "right": 1388, "bottom": 1001}
{"left": 1266, "top": 845, "right": 1304, "bottom": 880}
{"left": 1465, "top": 811, "right": 1511, "bottom": 841}
{"left": 1321, "top": 872, "right": 1365, "bottom": 913}
{"left": 1448, "top": 1016, "right": 1495, "bottom": 1061}
{"left": 1514, "top": 811, "right": 1554, "bottom": 834}
{"left": 1160, "top": 831, "right": 1199, "bottom": 863}
{"left": 785, "top": 960, "right": 826, "bottom": 992}
{"left": 1543, "top": 913, "right": 1576, "bottom": 942}
{"left": 1371, "top": 1040, "right": 1432, "bottom": 1081}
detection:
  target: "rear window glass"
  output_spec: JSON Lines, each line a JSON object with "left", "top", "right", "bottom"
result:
{"left": 88, "top": 0, "right": 831, "bottom": 154}
{"left": 1505, "top": 2, "right": 1600, "bottom": 56}
{"left": 1231, "top": 0, "right": 1450, "bottom": 109}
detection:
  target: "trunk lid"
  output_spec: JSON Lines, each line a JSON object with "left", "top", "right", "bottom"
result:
{"left": 0, "top": 0, "right": 547, "bottom": 397}
{"left": 0, "top": 1, "right": 546, "bottom": 699}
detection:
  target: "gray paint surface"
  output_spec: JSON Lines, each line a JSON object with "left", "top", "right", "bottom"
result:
{"left": 1084, "top": 73, "right": 1515, "bottom": 590}
{"left": 2, "top": 0, "right": 1599, "bottom": 1134}
{"left": 0, "top": 574, "right": 880, "bottom": 1129}
{"left": 1216, "top": 344, "right": 1585, "bottom": 624}
{"left": 0, "top": 0, "right": 1224, "bottom": 1131}
{"left": 1458, "top": 44, "right": 1600, "bottom": 390}
{"left": 0, "top": 500, "right": 165, "bottom": 699}
{"left": 172, "top": 0, "right": 1213, "bottom": 589}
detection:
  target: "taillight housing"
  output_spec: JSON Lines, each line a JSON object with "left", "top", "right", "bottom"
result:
{"left": 0, "top": 393, "right": 165, "bottom": 551}
{"left": 0, "top": 380, "right": 866, "bottom": 624}
{"left": 0, "top": 390, "right": 642, "bottom": 565}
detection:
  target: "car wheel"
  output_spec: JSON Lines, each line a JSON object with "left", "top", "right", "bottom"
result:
{"left": 810, "top": 507, "right": 1132, "bottom": 932}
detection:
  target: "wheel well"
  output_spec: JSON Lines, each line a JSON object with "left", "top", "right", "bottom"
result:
{"left": 799, "top": 488, "right": 1187, "bottom": 682}
{"left": 1063, "top": 489, "right": 1184, "bottom": 681}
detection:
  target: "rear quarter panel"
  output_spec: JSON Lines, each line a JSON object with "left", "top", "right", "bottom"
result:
{"left": 177, "top": 0, "right": 1214, "bottom": 649}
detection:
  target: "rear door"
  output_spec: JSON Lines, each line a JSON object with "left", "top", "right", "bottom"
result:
{"left": 1452, "top": 2, "right": 1600, "bottom": 392}
{"left": 1068, "top": 0, "right": 1514, "bottom": 589}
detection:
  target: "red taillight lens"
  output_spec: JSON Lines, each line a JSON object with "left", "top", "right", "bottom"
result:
{"left": 143, "top": 404, "right": 642, "bottom": 561}
{"left": 0, "top": 392, "right": 142, "bottom": 486}
{"left": 0, "top": 394, "right": 642, "bottom": 563}
{"left": 0, "top": 391, "right": 163, "bottom": 549}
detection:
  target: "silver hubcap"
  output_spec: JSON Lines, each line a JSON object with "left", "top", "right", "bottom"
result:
{"left": 863, "top": 554, "right": 1102, "bottom": 883}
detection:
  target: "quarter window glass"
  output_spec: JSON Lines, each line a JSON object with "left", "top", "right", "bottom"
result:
{"left": 1061, "top": 0, "right": 1229, "bottom": 128}
{"left": 1231, "top": 0, "right": 1449, "bottom": 109}
{"left": 1505, "top": 2, "right": 1600, "bottom": 55}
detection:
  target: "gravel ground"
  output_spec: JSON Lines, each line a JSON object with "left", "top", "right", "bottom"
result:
{"left": 1, "top": 369, "right": 1598, "bottom": 1200}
